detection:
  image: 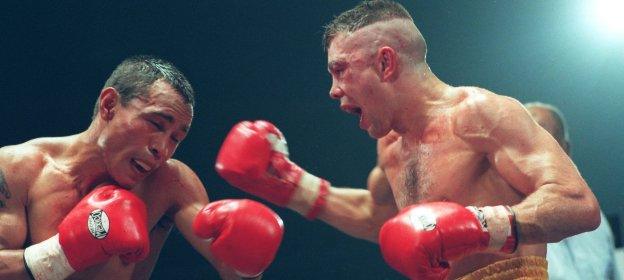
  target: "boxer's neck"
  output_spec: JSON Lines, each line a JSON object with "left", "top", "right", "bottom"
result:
{"left": 59, "top": 132, "right": 114, "bottom": 195}
{"left": 391, "top": 65, "right": 454, "bottom": 137}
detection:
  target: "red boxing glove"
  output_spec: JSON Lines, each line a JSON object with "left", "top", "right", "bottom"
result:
{"left": 216, "top": 120, "right": 329, "bottom": 219}
{"left": 24, "top": 185, "right": 150, "bottom": 280}
{"left": 192, "top": 199, "right": 284, "bottom": 278}
{"left": 379, "top": 202, "right": 517, "bottom": 280}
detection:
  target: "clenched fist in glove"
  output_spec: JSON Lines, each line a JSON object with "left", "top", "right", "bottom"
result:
{"left": 379, "top": 202, "right": 517, "bottom": 280}
{"left": 192, "top": 199, "right": 284, "bottom": 278}
{"left": 216, "top": 120, "right": 330, "bottom": 219}
{"left": 24, "top": 185, "right": 150, "bottom": 280}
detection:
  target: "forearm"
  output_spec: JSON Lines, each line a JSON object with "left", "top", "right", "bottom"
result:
{"left": 0, "top": 249, "right": 35, "bottom": 280}
{"left": 511, "top": 183, "right": 600, "bottom": 244}
{"left": 290, "top": 186, "right": 396, "bottom": 243}
{"left": 320, "top": 187, "right": 383, "bottom": 242}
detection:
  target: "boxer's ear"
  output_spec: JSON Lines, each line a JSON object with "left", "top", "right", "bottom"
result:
{"left": 98, "top": 87, "right": 120, "bottom": 121}
{"left": 377, "top": 46, "right": 398, "bottom": 82}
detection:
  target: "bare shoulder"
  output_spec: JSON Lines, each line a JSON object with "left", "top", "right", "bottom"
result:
{"left": 452, "top": 87, "right": 530, "bottom": 145}
{"left": 1, "top": 136, "right": 75, "bottom": 163}
{"left": 0, "top": 140, "right": 49, "bottom": 194}
{"left": 0, "top": 140, "right": 46, "bottom": 166}
{"left": 146, "top": 158, "right": 209, "bottom": 205}
{"left": 151, "top": 158, "right": 201, "bottom": 185}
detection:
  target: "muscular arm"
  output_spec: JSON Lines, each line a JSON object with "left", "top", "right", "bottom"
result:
{"left": 217, "top": 120, "right": 398, "bottom": 244}
{"left": 168, "top": 161, "right": 247, "bottom": 280}
{"left": 459, "top": 95, "right": 600, "bottom": 244}
{"left": 0, "top": 148, "right": 33, "bottom": 280}
{"left": 290, "top": 166, "right": 398, "bottom": 243}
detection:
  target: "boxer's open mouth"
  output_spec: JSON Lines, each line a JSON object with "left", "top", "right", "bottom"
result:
{"left": 132, "top": 159, "right": 153, "bottom": 174}
{"left": 353, "top": 108, "right": 362, "bottom": 116}
{"left": 340, "top": 104, "right": 362, "bottom": 116}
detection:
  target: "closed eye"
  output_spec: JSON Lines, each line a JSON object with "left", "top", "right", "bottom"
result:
{"left": 149, "top": 120, "right": 164, "bottom": 131}
{"left": 328, "top": 60, "right": 347, "bottom": 78}
{"left": 331, "top": 68, "right": 344, "bottom": 77}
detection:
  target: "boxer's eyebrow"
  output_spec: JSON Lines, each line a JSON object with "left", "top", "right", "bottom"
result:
{"left": 151, "top": 112, "right": 189, "bottom": 133}
{"left": 327, "top": 60, "right": 346, "bottom": 73}
{"left": 152, "top": 112, "right": 174, "bottom": 123}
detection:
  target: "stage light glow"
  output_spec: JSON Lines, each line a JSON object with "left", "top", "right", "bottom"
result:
{"left": 590, "top": 0, "right": 624, "bottom": 38}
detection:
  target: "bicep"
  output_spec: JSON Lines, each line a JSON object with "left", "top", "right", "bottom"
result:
{"left": 0, "top": 165, "right": 28, "bottom": 250}
{"left": 169, "top": 166, "right": 212, "bottom": 259}
{"left": 168, "top": 163, "right": 242, "bottom": 278}
{"left": 367, "top": 166, "right": 395, "bottom": 205}
{"left": 0, "top": 211, "right": 28, "bottom": 250}
{"left": 367, "top": 166, "right": 398, "bottom": 226}
{"left": 173, "top": 201, "right": 211, "bottom": 260}
{"left": 487, "top": 113, "right": 581, "bottom": 195}
{"left": 482, "top": 105, "right": 599, "bottom": 241}
{"left": 458, "top": 96, "right": 582, "bottom": 194}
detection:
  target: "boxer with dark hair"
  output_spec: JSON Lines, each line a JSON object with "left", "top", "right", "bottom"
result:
{"left": 0, "top": 56, "right": 283, "bottom": 280}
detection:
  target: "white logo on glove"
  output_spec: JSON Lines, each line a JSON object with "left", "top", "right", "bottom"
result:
{"left": 409, "top": 211, "right": 436, "bottom": 231}
{"left": 88, "top": 209, "right": 110, "bottom": 239}
{"left": 466, "top": 206, "right": 489, "bottom": 232}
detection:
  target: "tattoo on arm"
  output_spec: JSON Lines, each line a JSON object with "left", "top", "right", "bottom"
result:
{"left": 0, "top": 170, "right": 10, "bottom": 208}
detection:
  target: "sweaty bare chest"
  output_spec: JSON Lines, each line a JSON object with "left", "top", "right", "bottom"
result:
{"left": 27, "top": 171, "right": 82, "bottom": 243}
{"left": 379, "top": 136, "right": 486, "bottom": 208}
{"left": 26, "top": 171, "right": 171, "bottom": 244}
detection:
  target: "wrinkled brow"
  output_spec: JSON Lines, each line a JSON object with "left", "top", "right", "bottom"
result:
{"left": 151, "top": 111, "right": 190, "bottom": 133}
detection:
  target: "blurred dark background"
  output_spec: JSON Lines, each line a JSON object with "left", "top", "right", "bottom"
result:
{"left": 1, "top": 1, "right": 623, "bottom": 279}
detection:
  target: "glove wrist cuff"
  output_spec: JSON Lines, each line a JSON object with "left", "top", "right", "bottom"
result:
{"left": 24, "top": 234, "right": 75, "bottom": 280}
{"left": 467, "top": 205, "right": 517, "bottom": 253}
{"left": 287, "top": 172, "right": 330, "bottom": 219}
{"left": 304, "top": 179, "right": 330, "bottom": 220}
{"left": 501, "top": 206, "right": 518, "bottom": 253}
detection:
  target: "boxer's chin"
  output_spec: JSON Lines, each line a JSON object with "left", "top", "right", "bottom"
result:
{"left": 108, "top": 167, "right": 138, "bottom": 189}
{"left": 368, "top": 130, "right": 386, "bottom": 139}
{"left": 111, "top": 176, "right": 135, "bottom": 189}
{"left": 367, "top": 124, "right": 390, "bottom": 139}
{"left": 360, "top": 115, "right": 377, "bottom": 138}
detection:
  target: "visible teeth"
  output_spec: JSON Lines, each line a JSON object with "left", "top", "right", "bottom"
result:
{"left": 134, "top": 159, "right": 152, "bottom": 172}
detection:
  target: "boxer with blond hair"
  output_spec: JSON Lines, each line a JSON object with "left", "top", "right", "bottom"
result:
{"left": 216, "top": 1, "right": 600, "bottom": 279}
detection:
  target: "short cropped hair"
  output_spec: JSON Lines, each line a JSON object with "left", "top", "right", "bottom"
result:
{"left": 323, "top": 0, "right": 413, "bottom": 50}
{"left": 93, "top": 55, "right": 195, "bottom": 119}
